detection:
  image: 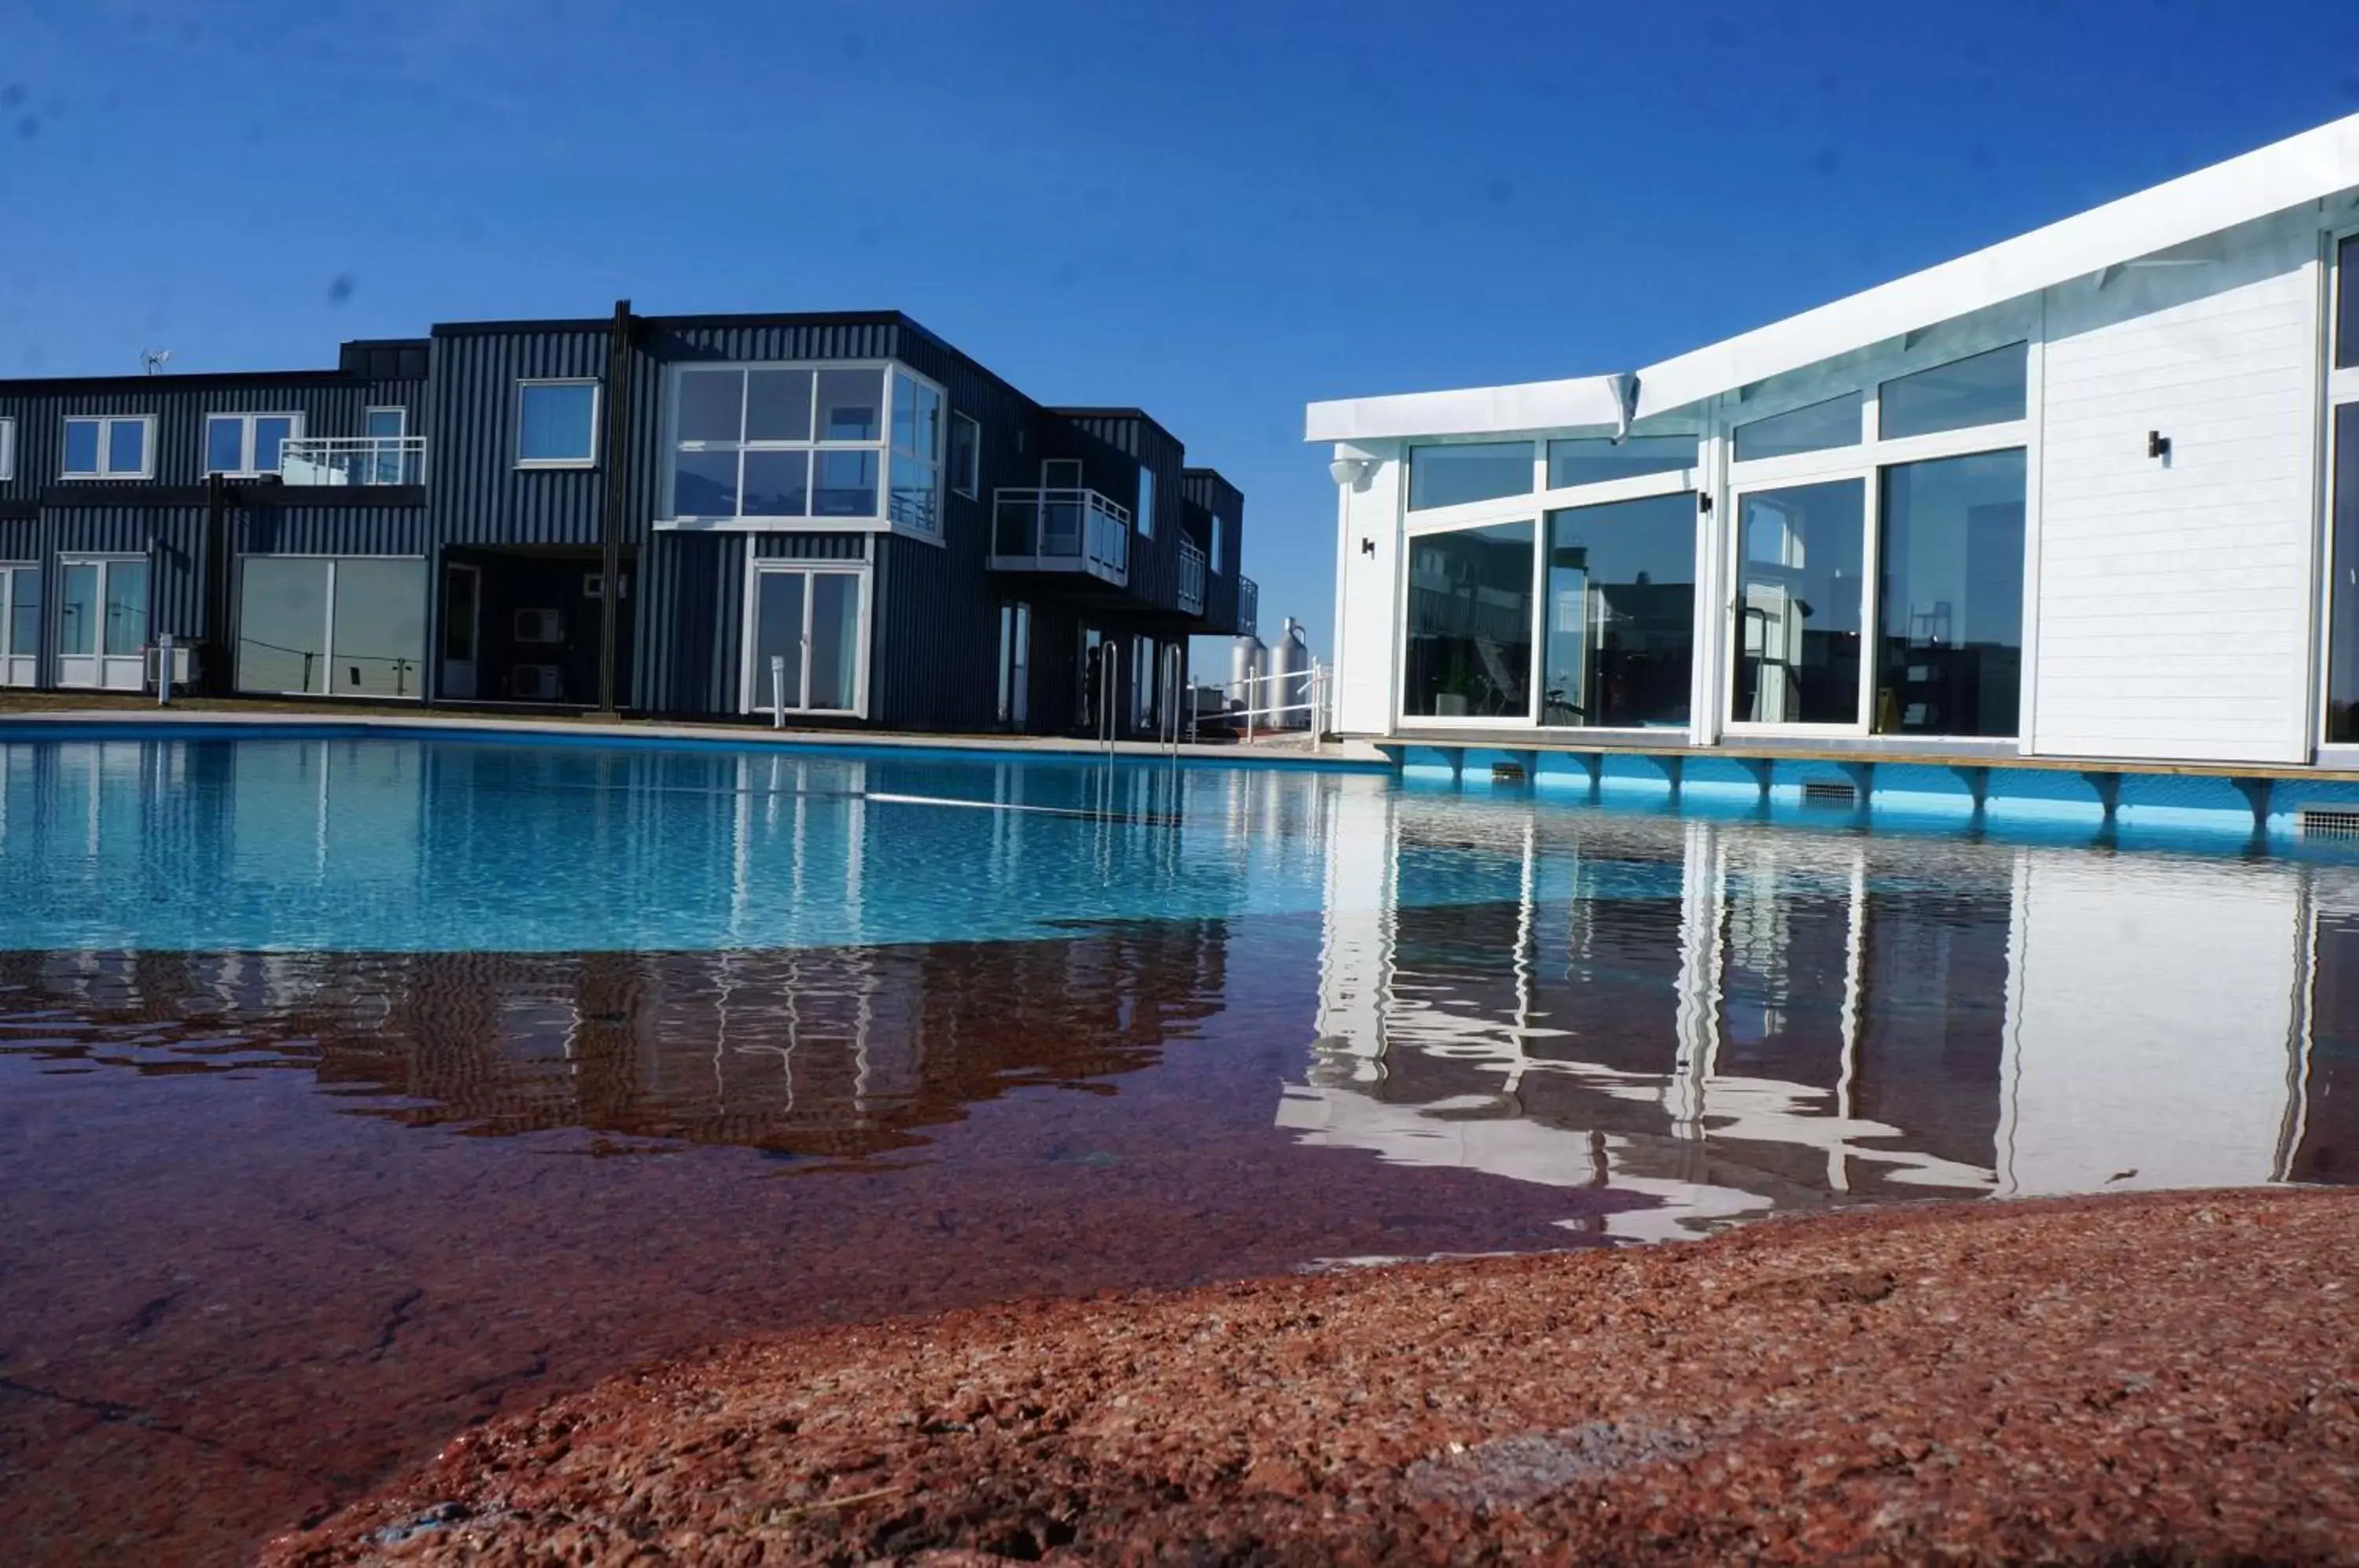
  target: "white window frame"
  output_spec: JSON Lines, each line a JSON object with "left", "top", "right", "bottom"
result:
{"left": 204, "top": 410, "right": 306, "bottom": 478}
{"left": 658, "top": 359, "right": 944, "bottom": 546}
{"left": 515, "top": 378, "right": 601, "bottom": 470}
{"left": 0, "top": 417, "right": 15, "bottom": 481}
{"left": 1719, "top": 334, "right": 2032, "bottom": 742}
{"left": 366, "top": 405, "right": 407, "bottom": 437}
{"left": 232, "top": 553, "right": 431, "bottom": 701}
{"left": 951, "top": 411, "right": 981, "bottom": 499}
{"left": 736, "top": 548, "right": 874, "bottom": 719}
{"left": 60, "top": 414, "right": 156, "bottom": 480}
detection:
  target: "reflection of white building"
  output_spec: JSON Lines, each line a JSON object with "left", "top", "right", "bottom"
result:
{"left": 1281, "top": 785, "right": 2340, "bottom": 1239}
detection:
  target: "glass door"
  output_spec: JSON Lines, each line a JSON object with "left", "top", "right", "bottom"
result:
{"left": 745, "top": 565, "right": 865, "bottom": 716}
{"left": 0, "top": 565, "right": 38, "bottom": 686}
{"left": 57, "top": 557, "right": 149, "bottom": 690}
{"left": 1726, "top": 480, "right": 1867, "bottom": 730}
{"left": 441, "top": 562, "right": 481, "bottom": 701}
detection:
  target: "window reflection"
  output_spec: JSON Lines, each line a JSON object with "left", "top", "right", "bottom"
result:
{"left": 1540, "top": 492, "right": 1693, "bottom": 728}
{"left": 1875, "top": 449, "right": 2025, "bottom": 736}
{"left": 1732, "top": 480, "right": 1864, "bottom": 725}
{"left": 1408, "top": 441, "right": 1533, "bottom": 511}
{"left": 1878, "top": 344, "right": 2026, "bottom": 440}
{"left": 1732, "top": 393, "right": 1861, "bottom": 462}
{"left": 1402, "top": 522, "right": 1533, "bottom": 720}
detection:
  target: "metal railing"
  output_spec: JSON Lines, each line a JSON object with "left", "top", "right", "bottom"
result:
{"left": 1236, "top": 574, "right": 1259, "bottom": 637}
{"left": 989, "top": 488, "right": 1131, "bottom": 587}
{"left": 1160, "top": 642, "right": 1186, "bottom": 755}
{"left": 1177, "top": 538, "right": 1206, "bottom": 616}
{"left": 279, "top": 436, "right": 426, "bottom": 487}
{"left": 1223, "top": 661, "right": 1329, "bottom": 745}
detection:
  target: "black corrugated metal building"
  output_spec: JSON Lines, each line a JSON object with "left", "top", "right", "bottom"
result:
{"left": 0, "top": 307, "right": 1253, "bottom": 734}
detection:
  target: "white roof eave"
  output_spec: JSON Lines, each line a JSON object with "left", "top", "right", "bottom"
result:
{"left": 1306, "top": 112, "right": 2359, "bottom": 444}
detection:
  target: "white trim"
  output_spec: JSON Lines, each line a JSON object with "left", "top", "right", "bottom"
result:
{"left": 736, "top": 546, "right": 874, "bottom": 720}
{"left": 515, "top": 377, "right": 601, "bottom": 469}
{"left": 59, "top": 414, "right": 156, "bottom": 480}
{"left": 204, "top": 410, "right": 306, "bottom": 478}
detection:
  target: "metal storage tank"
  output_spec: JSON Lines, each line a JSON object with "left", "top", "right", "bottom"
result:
{"left": 1270, "top": 617, "right": 1311, "bottom": 728}
{"left": 1230, "top": 634, "right": 1267, "bottom": 723}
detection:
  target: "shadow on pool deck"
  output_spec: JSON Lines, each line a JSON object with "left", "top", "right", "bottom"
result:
{"left": 263, "top": 1187, "right": 2359, "bottom": 1566}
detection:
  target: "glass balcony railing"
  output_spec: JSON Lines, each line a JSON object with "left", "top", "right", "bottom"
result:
{"left": 1236, "top": 574, "right": 1259, "bottom": 637}
{"left": 279, "top": 436, "right": 426, "bottom": 487}
{"left": 989, "top": 487, "right": 1131, "bottom": 587}
{"left": 1178, "top": 537, "right": 1206, "bottom": 616}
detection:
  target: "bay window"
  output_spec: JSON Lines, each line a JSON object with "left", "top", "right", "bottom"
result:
{"left": 666, "top": 363, "right": 943, "bottom": 537}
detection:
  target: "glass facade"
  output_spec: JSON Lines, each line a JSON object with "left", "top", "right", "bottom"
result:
{"left": 1878, "top": 345, "right": 2026, "bottom": 440}
{"left": 1732, "top": 479, "right": 1865, "bottom": 725}
{"left": 669, "top": 365, "right": 937, "bottom": 529}
{"left": 1546, "top": 435, "right": 1695, "bottom": 489}
{"left": 1875, "top": 450, "right": 2025, "bottom": 736}
{"left": 2330, "top": 403, "right": 2359, "bottom": 742}
{"left": 1540, "top": 492, "right": 1695, "bottom": 728}
{"left": 1408, "top": 442, "right": 1533, "bottom": 511}
{"left": 1403, "top": 522, "right": 1534, "bottom": 719}
{"left": 330, "top": 559, "right": 429, "bottom": 698}
{"left": 1733, "top": 394, "right": 1861, "bottom": 462}
{"left": 237, "top": 558, "right": 332, "bottom": 694}
{"left": 2340, "top": 236, "right": 2359, "bottom": 371}
{"left": 237, "top": 558, "right": 426, "bottom": 698}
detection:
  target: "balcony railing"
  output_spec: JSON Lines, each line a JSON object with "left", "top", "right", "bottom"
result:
{"left": 1177, "top": 537, "right": 1206, "bottom": 617}
{"left": 279, "top": 436, "right": 425, "bottom": 487}
{"left": 1236, "top": 574, "right": 1259, "bottom": 637}
{"left": 989, "top": 487, "right": 1131, "bottom": 587}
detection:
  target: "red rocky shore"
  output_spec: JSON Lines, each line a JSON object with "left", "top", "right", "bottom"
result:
{"left": 263, "top": 1188, "right": 2359, "bottom": 1566}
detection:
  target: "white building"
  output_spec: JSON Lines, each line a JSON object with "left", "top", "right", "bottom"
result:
{"left": 1309, "top": 112, "right": 2359, "bottom": 783}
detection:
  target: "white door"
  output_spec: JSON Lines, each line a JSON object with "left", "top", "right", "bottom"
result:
{"left": 0, "top": 565, "right": 38, "bottom": 686}
{"left": 57, "top": 557, "right": 149, "bottom": 690}
{"left": 744, "top": 566, "right": 867, "bottom": 716}
{"left": 441, "top": 562, "right": 481, "bottom": 700}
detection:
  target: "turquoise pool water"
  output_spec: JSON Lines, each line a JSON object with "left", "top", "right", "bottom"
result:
{"left": 1, "top": 724, "right": 2354, "bottom": 1565}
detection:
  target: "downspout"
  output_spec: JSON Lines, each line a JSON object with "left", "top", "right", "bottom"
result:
{"left": 204, "top": 473, "right": 234, "bottom": 694}
{"left": 595, "top": 297, "right": 635, "bottom": 716}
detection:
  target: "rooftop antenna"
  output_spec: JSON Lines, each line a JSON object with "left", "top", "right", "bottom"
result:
{"left": 142, "top": 348, "right": 171, "bottom": 375}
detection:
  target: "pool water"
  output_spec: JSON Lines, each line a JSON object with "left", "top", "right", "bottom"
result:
{"left": 2, "top": 728, "right": 2354, "bottom": 1566}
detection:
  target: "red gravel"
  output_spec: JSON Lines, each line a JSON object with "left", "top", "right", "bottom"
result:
{"left": 262, "top": 1187, "right": 2359, "bottom": 1565}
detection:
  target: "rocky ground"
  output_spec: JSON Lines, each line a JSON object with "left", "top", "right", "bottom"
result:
{"left": 261, "top": 1187, "right": 2359, "bottom": 1566}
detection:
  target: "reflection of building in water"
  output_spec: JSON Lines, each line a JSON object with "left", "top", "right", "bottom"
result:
{"left": 0, "top": 922, "right": 1235, "bottom": 1162}
{"left": 1286, "top": 788, "right": 2357, "bottom": 1240}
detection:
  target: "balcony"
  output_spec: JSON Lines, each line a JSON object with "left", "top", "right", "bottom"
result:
{"left": 990, "top": 488, "right": 1131, "bottom": 588}
{"left": 1237, "top": 574, "right": 1259, "bottom": 637}
{"left": 1178, "top": 538, "right": 1206, "bottom": 617}
{"left": 279, "top": 436, "right": 426, "bottom": 488}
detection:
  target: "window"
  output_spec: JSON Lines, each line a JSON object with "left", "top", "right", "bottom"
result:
{"left": 1402, "top": 521, "right": 1535, "bottom": 720}
{"left": 1547, "top": 435, "right": 1695, "bottom": 488}
{"left": 205, "top": 412, "right": 303, "bottom": 477}
{"left": 997, "top": 602, "right": 1031, "bottom": 726}
{"left": 61, "top": 415, "right": 153, "bottom": 479}
{"left": 237, "top": 556, "right": 429, "bottom": 698}
{"left": 0, "top": 418, "right": 13, "bottom": 480}
{"left": 1878, "top": 345, "right": 2026, "bottom": 440}
{"left": 1135, "top": 463, "right": 1155, "bottom": 539}
{"left": 747, "top": 566, "right": 866, "bottom": 714}
{"left": 1732, "top": 479, "right": 1866, "bottom": 724}
{"left": 1408, "top": 441, "right": 1534, "bottom": 510}
{"left": 1875, "top": 449, "right": 2026, "bottom": 737}
{"left": 517, "top": 380, "right": 598, "bottom": 467}
{"left": 363, "top": 406, "right": 410, "bottom": 484}
{"left": 366, "top": 407, "right": 406, "bottom": 439}
{"left": 1540, "top": 491, "right": 1695, "bottom": 729}
{"left": 1210, "top": 513, "right": 1224, "bottom": 575}
{"left": 1732, "top": 393, "right": 1862, "bottom": 462}
{"left": 668, "top": 364, "right": 942, "bottom": 530}
{"left": 951, "top": 413, "right": 980, "bottom": 499}
{"left": 2340, "top": 236, "right": 2359, "bottom": 371}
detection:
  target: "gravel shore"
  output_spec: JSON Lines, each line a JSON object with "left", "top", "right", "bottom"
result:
{"left": 262, "top": 1187, "right": 2359, "bottom": 1566}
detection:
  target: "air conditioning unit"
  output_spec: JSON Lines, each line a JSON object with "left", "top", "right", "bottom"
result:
{"left": 510, "top": 664, "right": 564, "bottom": 701}
{"left": 143, "top": 642, "right": 199, "bottom": 686}
{"left": 515, "top": 608, "right": 565, "bottom": 643}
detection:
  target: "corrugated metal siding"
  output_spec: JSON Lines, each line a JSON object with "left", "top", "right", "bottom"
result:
{"left": 240, "top": 504, "right": 430, "bottom": 557}
{"left": 635, "top": 532, "right": 745, "bottom": 717}
{"left": 426, "top": 326, "right": 612, "bottom": 547}
{"left": 752, "top": 533, "right": 867, "bottom": 560}
{"left": 0, "top": 374, "right": 420, "bottom": 502}
{"left": 1182, "top": 469, "right": 1246, "bottom": 633}
{"left": 28, "top": 507, "right": 209, "bottom": 686}
{"left": 1043, "top": 411, "right": 1184, "bottom": 615}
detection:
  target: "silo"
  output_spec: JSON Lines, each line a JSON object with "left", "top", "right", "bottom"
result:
{"left": 1271, "top": 618, "right": 1312, "bottom": 728}
{"left": 1230, "top": 634, "right": 1268, "bottom": 725}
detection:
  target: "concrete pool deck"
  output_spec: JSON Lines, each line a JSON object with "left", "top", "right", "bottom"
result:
{"left": 262, "top": 1187, "right": 2359, "bottom": 1566}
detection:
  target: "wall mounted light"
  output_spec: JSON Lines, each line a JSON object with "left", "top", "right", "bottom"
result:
{"left": 2147, "top": 429, "right": 2172, "bottom": 460}
{"left": 1330, "top": 456, "right": 1376, "bottom": 486}
{"left": 1360, "top": 537, "right": 1376, "bottom": 557}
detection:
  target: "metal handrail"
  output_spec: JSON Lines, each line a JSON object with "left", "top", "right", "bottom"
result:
{"left": 1224, "top": 661, "right": 1330, "bottom": 742}
{"left": 279, "top": 436, "right": 426, "bottom": 487}
{"left": 1161, "top": 642, "right": 1185, "bottom": 756}
{"left": 1097, "top": 640, "right": 1121, "bottom": 756}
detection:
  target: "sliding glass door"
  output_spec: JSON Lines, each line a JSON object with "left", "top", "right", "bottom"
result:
{"left": 745, "top": 565, "right": 867, "bottom": 716}
{"left": 57, "top": 556, "right": 148, "bottom": 690}
{"left": 1728, "top": 480, "right": 1866, "bottom": 729}
{"left": 0, "top": 565, "right": 38, "bottom": 686}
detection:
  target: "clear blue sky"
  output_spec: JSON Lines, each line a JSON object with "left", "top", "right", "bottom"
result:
{"left": 7, "top": 0, "right": 2359, "bottom": 675}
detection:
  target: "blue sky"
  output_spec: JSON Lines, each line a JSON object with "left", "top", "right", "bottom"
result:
{"left": 7, "top": 0, "right": 2359, "bottom": 675}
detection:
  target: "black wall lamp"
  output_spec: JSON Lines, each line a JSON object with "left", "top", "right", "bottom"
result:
{"left": 2147, "top": 429, "right": 2172, "bottom": 460}
{"left": 1360, "top": 538, "right": 1376, "bottom": 557}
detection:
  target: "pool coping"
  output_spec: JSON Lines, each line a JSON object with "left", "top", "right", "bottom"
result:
{"left": 0, "top": 708, "right": 1400, "bottom": 771}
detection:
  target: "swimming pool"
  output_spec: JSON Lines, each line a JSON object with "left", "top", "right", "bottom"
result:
{"left": 2, "top": 725, "right": 2353, "bottom": 1565}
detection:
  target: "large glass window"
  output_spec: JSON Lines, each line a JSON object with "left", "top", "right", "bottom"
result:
{"left": 1732, "top": 394, "right": 1861, "bottom": 462}
{"left": 8, "top": 568, "right": 38, "bottom": 656}
{"left": 1408, "top": 441, "right": 1534, "bottom": 511}
{"left": 205, "top": 412, "right": 302, "bottom": 476}
{"left": 2340, "top": 236, "right": 2359, "bottom": 371}
{"left": 1878, "top": 345, "right": 2026, "bottom": 440}
{"left": 1540, "top": 492, "right": 1695, "bottom": 728}
{"left": 1732, "top": 479, "right": 1865, "bottom": 725}
{"left": 747, "top": 566, "right": 866, "bottom": 714}
{"left": 2330, "top": 404, "right": 2359, "bottom": 742}
{"left": 517, "top": 381, "right": 598, "bottom": 466}
{"left": 61, "top": 415, "right": 153, "bottom": 478}
{"left": 1547, "top": 435, "right": 1695, "bottom": 489}
{"left": 237, "top": 557, "right": 427, "bottom": 698}
{"left": 1403, "top": 521, "right": 1535, "bottom": 720}
{"left": 1875, "top": 451, "right": 2025, "bottom": 737}
{"left": 668, "top": 365, "right": 936, "bottom": 529}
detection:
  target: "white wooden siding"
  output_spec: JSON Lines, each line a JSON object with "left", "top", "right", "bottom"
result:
{"left": 1334, "top": 449, "right": 1404, "bottom": 734}
{"left": 2030, "top": 214, "right": 2322, "bottom": 763}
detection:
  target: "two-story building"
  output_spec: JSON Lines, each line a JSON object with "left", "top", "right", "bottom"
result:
{"left": 0, "top": 308, "right": 1253, "bottom": 735}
